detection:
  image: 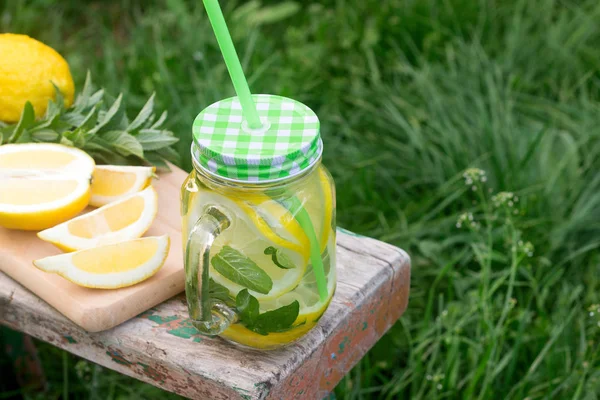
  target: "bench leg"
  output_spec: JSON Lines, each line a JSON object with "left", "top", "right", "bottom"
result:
{"left": 1, "top": 327, "right": 46, "bottom": 391}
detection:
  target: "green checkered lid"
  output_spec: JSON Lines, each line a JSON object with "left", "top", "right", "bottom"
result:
{"left": 192, "top": 94, "right": 322, "bottom": 182}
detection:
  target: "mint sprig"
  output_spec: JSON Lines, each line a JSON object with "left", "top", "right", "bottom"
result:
{"left": 0, "top": 72, "right": 179, "bottom": 170}
{"left": 235, "top": 289, "right": 300, "bottom": 335}
{"left": 264, "top": 246, "right": 297, "bottom": 269}
{"left": 211, "top": 246, "right": 273, "bottom": 294}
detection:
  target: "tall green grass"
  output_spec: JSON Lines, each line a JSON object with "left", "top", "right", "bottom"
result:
{"left": 1, "top": 0, "right": 599, "bottom": 398}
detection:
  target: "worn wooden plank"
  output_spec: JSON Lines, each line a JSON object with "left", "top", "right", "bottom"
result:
{"left": 0, "top": 230, "right": 410, "bottom": 399}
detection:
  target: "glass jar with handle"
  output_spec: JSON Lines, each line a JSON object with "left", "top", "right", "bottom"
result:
{"left": 181, "top": 94, "right": 336, "bottom": 349}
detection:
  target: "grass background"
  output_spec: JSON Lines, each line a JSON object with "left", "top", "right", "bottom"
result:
{"left": 2, "top": 0, "right": 600, "bottom": 398}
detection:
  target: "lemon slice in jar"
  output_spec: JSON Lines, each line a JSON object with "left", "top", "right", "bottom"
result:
{"left": 193, "top": 190, "right": 309, "bottom": 301}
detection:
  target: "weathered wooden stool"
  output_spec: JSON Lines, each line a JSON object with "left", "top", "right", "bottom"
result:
{"left": 0, "top": 229, "right": 410, "bottom": 399}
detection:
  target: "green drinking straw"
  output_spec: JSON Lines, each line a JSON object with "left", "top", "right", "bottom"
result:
{"left": 202, "top": 0, "right": 329, "bottom": 301}
{"left": 203, "top": 0, "right": 261, "bottom": 129}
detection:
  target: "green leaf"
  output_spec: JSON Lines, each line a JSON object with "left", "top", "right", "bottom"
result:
{"left": 236, "top": 289, "right": 260, "bottom": 325}
{"left": 8, "top": 101, "right": 35, "bottom": 143}
{"left": 128, "top": 93, "right": 155, "bottom": 132}
{"left": 209, "top": 278, "right": 232, "bottom": 302}
{"left": 137, "top": 129, "right": 179, "bottom": 151}
{"left": 156, "top": 146, "right": 181, "bottom": 164}
{"left": 32, "top": 129, "right": 60, "bottom": 142}
{"left": 144, "top": 152, "right": 171, "bottom": 171}
{"left": 264, "top": 246, "right": 297, "bottom": 269}
{"left": 73, "top": 70, "right": 94, "bottom": 111}
{"left": 150, "top": 111, "right": 168, "bottom": 129}
{"left": 101, "top": 130, "right": 144, "bottom": 158}
{"left": 92, "top": 94, "right": 126, "bottom": 134}
{"left": 211, "top": 246, "right": 273, "bottom": 295}
{"left": 254, "top": 300, "right": 300, "bottom": 334}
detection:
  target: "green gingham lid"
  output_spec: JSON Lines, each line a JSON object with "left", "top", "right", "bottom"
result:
{"left": 192, "top": 94, "right": 322, "bottom": 182}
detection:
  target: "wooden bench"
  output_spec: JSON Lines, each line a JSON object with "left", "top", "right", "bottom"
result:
{"left": 0, "top": 230, "right": 410, "bottom": 399}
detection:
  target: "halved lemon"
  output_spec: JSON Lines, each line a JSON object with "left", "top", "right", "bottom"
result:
{"left": 0, "top": 143, "right": 94, "bottom": 175}
{"left": 33, "top": 235, "right": 170, "bottom": 289}
{"left": 0, "top": 176, "right": 91, "bottom": 231}
{"left": 90, "top": 165, "right": 155, "bottom": 207}
{"left": 38, "top": 187, "right": 158, "bottom": 252}
{"left": 0, "top": 143, "right": 95, "bottom": 230}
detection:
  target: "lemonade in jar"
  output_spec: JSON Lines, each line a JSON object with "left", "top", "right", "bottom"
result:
{"left": 182, "top": 95, "right": 336, "bottom": 349}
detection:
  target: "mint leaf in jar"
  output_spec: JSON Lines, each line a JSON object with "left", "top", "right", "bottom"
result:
{"left": 253, "top": 300, "right": 300, "bottom": 334}
{"left": 211, "top": 246, "right": 273, "bottom": 294}
{"left": 236, "top": 289, "right": 259, "bottom": 326}
{"left": 264, "top": 246, "right": 297, "bottom": 269}
{"left": 209, "top": 278, "right": 231, "bottom": 302}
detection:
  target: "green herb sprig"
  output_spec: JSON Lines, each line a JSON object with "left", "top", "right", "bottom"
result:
{"left": 0, "top": 72, "right": 179, "bottom": 170}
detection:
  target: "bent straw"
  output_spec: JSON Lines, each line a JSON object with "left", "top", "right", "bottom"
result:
{"left": 202, "top": 0, "right": 328, "bottom": 301}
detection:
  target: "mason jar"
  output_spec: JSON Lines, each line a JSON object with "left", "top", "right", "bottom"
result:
{"left": 181, "top": 95, "right": 336, "bottom": 349}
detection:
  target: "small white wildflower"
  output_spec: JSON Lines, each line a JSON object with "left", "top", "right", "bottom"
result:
{"left": 492, "top": 192, "right": 516, "bottom": 208}
{"left": 442, "top": 310, "right": 448, "bottom": 317}
{"left": 437, "top": 384, "right": 442, "bottom": 390}
{"left": 463, "top": 168, "right": 487, "bottom": 186}
{"left": 456, "top": 222, "right": 462, "bottom": 228}
{"left": 427, "top": 374, "right": 433, "bottom": 381}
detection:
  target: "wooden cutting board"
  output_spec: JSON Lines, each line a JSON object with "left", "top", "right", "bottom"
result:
{"left": 0, "top": 165, "right": 189, "bottom": 332}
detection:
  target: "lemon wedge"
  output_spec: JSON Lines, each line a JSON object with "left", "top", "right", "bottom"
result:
{"left": 0, "top": 143, "right": 95, "bottom": 230}
{"left": 33, "top": 235, "right": 170, "bottom": 289}
{"left": 38, "top": 187, "right": 158, "bottom": 252}
{"left": 90, "top": 165, "right": 155, "bottom": 207}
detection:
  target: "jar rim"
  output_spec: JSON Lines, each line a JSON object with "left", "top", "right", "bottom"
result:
{"left": 190, "top": 142, "right": 323, "bottom": 188}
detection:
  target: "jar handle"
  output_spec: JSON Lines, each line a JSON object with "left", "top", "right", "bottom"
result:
{"left": 185, "top": 206, "right": 237, "bottom": 336}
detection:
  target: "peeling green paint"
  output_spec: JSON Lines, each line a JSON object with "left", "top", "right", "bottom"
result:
{"left": 148, "top": 315, "right": 179, "bottom": 325}
{"left": 233, "top": 386, "right": 251, "bottom": 400}
{"left": 338, "top": 336, "right": 350, "bottom": 354}
{"left": 193, "top": 337, "right": 203, "bottom": 343}
{"left": 63, "top": 335, "right": 76, "bottom": 344}
{"left": 167, "top": 326, "right": 198, "bottom": 339}
{"left": 107, "top": 350, "right": 132, "bottom": 366}
{"left": 362, "top": 322, "right": 368, "bottom": 331}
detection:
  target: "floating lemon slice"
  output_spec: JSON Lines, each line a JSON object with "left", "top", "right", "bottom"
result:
{"left": 33, "top": 235, "right": 170, "bottom": 289}
{"left": 90, "top": 165, "right": 154, "bottom": 207}
{"left": 0, "top": 143, "right": 95, "bottom": 230}
{"left": 193, "top": 190, "right": 309, "bottom": 301}
{"left": 38, "top": 187, "right": 158, "bottom": 252}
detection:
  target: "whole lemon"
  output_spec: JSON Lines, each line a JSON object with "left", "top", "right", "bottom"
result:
{"left": 0, "top": 33, "right": 74, "bottom": 123}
